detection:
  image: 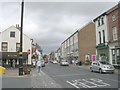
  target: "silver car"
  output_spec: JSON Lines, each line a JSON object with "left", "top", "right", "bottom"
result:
{"left": 60, "top": 60, "right": 69, "bottom": 66}
{"left": 90, "top": 61, "right": 115, "bottom": 73}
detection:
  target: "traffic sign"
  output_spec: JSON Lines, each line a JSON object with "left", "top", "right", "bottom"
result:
{"left": 27, "top": 49, "right": 30, "bottom": 55}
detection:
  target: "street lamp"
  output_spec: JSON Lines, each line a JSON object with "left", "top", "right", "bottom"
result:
{"left": 19, "top": 0, "right": 24, "bottom": 75}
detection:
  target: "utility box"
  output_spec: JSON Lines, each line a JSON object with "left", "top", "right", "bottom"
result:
{"left": 0, "top": 66, "right": 5, "bottom": 75}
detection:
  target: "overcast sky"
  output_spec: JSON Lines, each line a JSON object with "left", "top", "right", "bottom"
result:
{"left": 0, "top": 1, "right": 119, "bottom": 54}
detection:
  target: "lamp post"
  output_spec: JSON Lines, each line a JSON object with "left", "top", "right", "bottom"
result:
{"left": 19, "top": 0, "right": 24, "bottom": 75}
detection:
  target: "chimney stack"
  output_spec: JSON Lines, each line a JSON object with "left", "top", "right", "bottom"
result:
{"left": 16, "top": 24, "right": 21, "bottom": 30}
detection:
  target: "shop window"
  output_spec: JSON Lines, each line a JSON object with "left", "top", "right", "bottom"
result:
{"left": 112, "top": 49, "right": 115, "bottom": 64}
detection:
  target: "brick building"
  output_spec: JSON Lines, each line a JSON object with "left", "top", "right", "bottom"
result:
{"left": 78, "top": 22, "right": 96, "bottom": 64}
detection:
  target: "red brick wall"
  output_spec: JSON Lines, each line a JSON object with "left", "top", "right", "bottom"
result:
{"left": 107, "top": 7, "right": 119, "bottom": 43}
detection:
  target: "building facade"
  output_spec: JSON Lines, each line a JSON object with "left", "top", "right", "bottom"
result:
{"left": 107, "top": 4, "right": 120, "bottom": 65}
{"left": 0, "top": 25, "right": 32, "bottom": 67}
{"left": 78, "top": 22, "right": 96, "bottom": 64}
{"left": 61, "top": 31, "right": 79, "bottom": 63}
{"left": 94, "top": 13, "right": 109, "bottom": 62}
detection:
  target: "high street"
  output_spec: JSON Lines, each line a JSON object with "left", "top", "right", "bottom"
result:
{"left": 38, "top": 62, "right": 119, "bottom": 88}
{"left": 1, "top": 62, "right": 119, "bottom": 89}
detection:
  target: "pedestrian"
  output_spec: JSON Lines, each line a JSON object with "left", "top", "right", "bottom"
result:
{"left": 36, "top": 60, "right": 41, "bottom": 73}
{"left": 12, "top": 59, "right": 15, "bottom": 68}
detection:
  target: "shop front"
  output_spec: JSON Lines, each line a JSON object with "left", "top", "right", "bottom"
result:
{"left": 1, "top": 52, "right": 27, "bottom": 68}
{"left": 96, "top": 44, "right": 109, "bottom": 62}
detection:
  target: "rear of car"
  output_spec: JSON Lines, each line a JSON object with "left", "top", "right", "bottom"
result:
{"left": 53, "top": 60, "right": 58, "bottom": 64}
{"left": 60, "top": 60, "right": 69, "bottom": 66}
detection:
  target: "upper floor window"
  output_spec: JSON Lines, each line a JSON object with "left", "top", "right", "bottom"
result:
{"left": 102, "top": 30, "right": 105, "bottom": 43}
{"left": 2, "top": 42, "right": 8, "bottom": 51}
{"left": 10, "top": 31, "right": 15, "bottom": 38}
{"left": 112, "top": 15, "right": 116, "bottom": 21}
{"left": 101, "top": 17, "right": 104, "bottom": 25}
{"left": 112, "top": 27, "right": 118, "bottom": 41}
{"left": 99, "top": 31, "right": 101, "bottom": 44}
{"left": 98, "top": 19, "right": 100, "bottom": 27}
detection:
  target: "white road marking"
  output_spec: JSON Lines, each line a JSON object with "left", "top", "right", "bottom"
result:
{"left": 90, "top": 78, "right": 110, "bottom": 86}
{"left": 99, "top": 77, "right": 120, "bottom": 83}
{"left": 67, "top": 78, "right": 110, "bottom": 88}
{"left": 83, "top": 79, "right": 110, "bottom": 87}
{"left": 66, "top": 81, "right": 80, "bottom": 88}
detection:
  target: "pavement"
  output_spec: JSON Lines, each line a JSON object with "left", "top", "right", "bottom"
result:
{"left": 1, "top": 64, "right": 119, "bottom": 88}
{"left": 1, "top": 67, "right": 62, "bottom": 88}
{"left": 31, "top": 68, "right": 62, "bottom": 88}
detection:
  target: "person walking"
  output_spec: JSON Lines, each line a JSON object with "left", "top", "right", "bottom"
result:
{"left": 36, "top": 60, "right": 41, "bottom": 73}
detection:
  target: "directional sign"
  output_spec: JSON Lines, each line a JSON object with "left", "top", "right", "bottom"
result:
{"left": 27, "top": 49, "right": 30, "bottom": 55}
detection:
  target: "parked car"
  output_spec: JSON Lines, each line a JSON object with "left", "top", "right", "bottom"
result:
{"left": 41, "top": 60, "right": 45, "bottom": 67}
{"left": 90, "top": 61, "right": 115, "bottom": 74}
{"left": 53, "top": 60, "right": 58, "bottom": 64}
{"left": 60, "top": 60, "right": 69, "bottom": 66}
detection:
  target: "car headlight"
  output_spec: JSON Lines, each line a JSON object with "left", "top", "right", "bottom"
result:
{"left": 103, "top": 66, "right": 106, "bottom": 68}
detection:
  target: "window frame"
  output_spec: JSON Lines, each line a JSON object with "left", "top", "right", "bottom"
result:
{"left": 2, "top": 42, "right": 8, "bottom": 51}
{"left": 112, "top": 27, "right": 118, "bottom": 41}
{"left": 10, "top": 31, "right": 15, "bottom": 38}
{"left": 16, "top": 43, "right": 20, "bottom": 52}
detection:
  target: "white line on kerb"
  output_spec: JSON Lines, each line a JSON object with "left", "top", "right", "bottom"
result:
{"left": 66, "top": 81, "right": 79, "bottom": 88}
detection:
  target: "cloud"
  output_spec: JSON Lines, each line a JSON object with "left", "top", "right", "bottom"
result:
{"left": 1, "top": 2, "right": 118, "bottom": 54}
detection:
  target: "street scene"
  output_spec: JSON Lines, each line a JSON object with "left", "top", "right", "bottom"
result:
{"left": 0, "top": 0, "right": 120, "bottom": 90}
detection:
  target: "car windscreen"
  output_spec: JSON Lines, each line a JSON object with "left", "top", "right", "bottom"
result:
{"left": 99, "top": 61, "right": 110, "bottom": 65}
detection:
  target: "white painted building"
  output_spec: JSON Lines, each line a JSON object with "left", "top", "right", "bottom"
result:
{"left": 94, "top": 13, "right": 109, "bottom": 62}
{"left": 0, "top": 25, "right": 32, "bottom": 67}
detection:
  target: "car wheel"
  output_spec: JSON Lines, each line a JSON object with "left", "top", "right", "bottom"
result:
{"left": 90, "top": 67, "right": 93, "bottom": 72}
{"left": 99, "top": 69, "right": 102, "bottom": 74}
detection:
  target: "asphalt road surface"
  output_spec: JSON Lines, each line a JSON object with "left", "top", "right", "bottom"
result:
{"left": 1, "top": 62, "right": 119, "bottom": 89}
{"left": 41, "top": 62, "right": 119, "bottom": 89}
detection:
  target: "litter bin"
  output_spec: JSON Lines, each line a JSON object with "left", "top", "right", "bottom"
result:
{"left": 0, "top": 66, "right": 5, "bottom": 75}
{"left": 79, "top": 61, "right": 82, "bottom": 66}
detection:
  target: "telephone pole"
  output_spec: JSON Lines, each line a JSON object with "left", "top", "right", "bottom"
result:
{"left": 19, "top": 0, "right": 24, "bottom": 75}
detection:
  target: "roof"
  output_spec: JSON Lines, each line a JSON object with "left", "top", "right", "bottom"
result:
{"left": 93, "top": 3, "right": 118, "bottom": 22}
{"left": 78, "top": 21, "right": 94, "bottom": 32}
{"left": 93, "top": 12, "right": 106, "bottom": 22}
{"left": 106, "top": 4, "right": 118, "bottom": 15}
{"left": 1, "top": 25, "right": 31, "bottom": 40}
{"left": 61, "top": 30, "right": 78, "bottom": 45}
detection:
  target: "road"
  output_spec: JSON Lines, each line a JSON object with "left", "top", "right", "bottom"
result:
{"left": 40, "top": 62, "right": 119, "bottom": 89}
{"left": 1, "top": 62, "right": 119, "bottom": 89}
